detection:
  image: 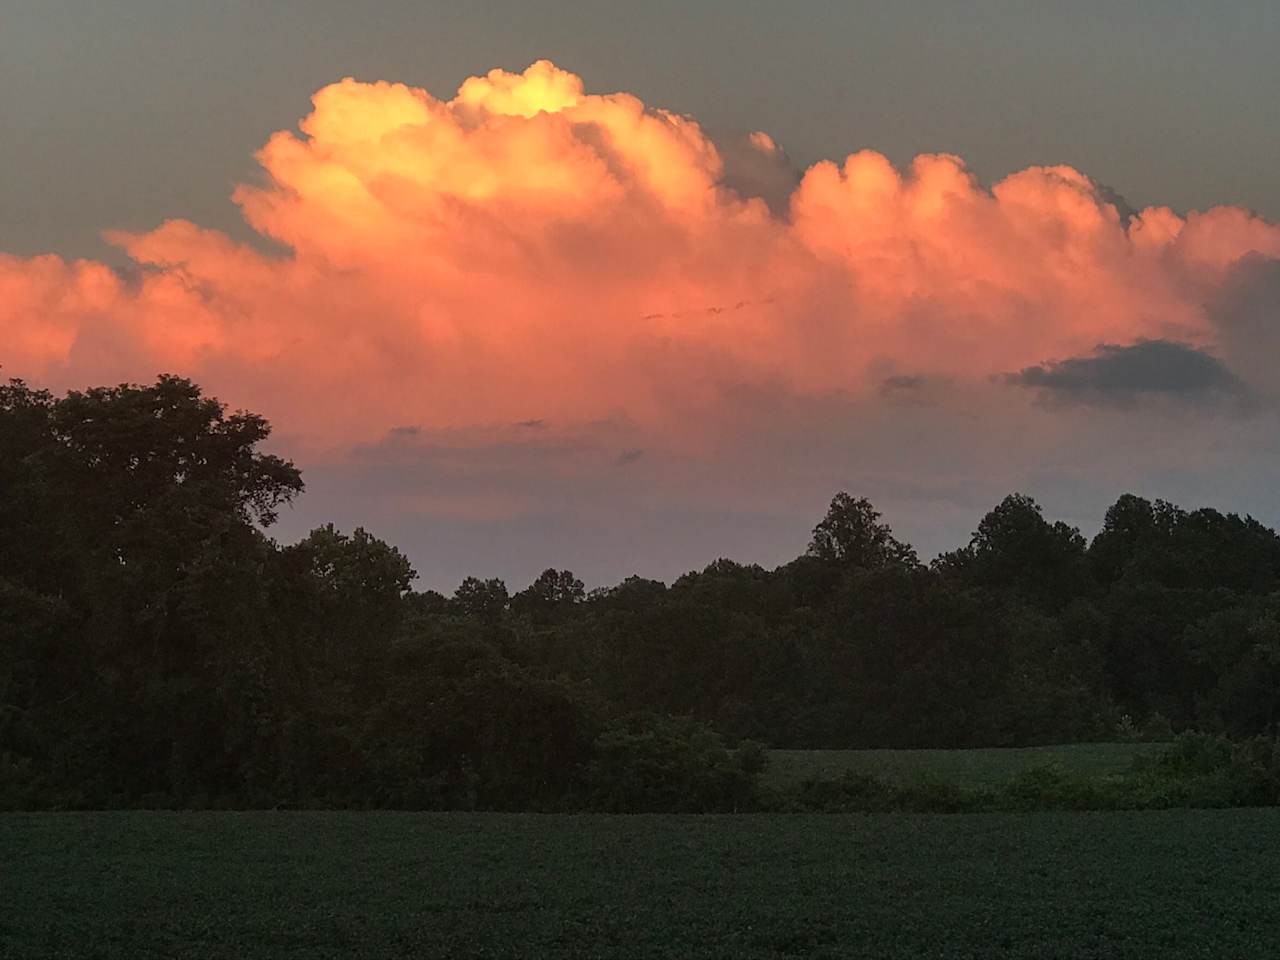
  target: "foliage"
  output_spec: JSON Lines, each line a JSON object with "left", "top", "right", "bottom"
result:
{"left": 779, "top": 734, "right": 1280, "bottom": 813}
{"left": 763, "top": 742, "right": 1163, "bottom": 791}
{"left": 807, "top": 492, "right": 919, "bottom": 570}
{"left": 8, "top": 374, "right": 1280, "bottom": 811}
{"left": 585, "top": 714, "right": 766, "bottom": 812}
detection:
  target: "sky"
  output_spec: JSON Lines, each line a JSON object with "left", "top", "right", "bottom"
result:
{"left": 2, "top": 1, "right": 1279, "bottom": 590}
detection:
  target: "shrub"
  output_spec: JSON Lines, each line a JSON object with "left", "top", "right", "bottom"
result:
{"left": 896, "top": 776, "right": 984, "bottom": 813}
{"left": 795, "top": 772, "right": 895, "bottom": 813}
{"left": 1127, "top": 732, "right": 1280, "bottom": 808}
{"left": 1003, "top": 764, "right": 1106, "bottom": 811}
{"left": 585, "top": 714, "right": 767, "bottom": 812}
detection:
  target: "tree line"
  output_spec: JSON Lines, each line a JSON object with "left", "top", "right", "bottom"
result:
{"left": 3, "top": 376, "right": 1280, "bottom": 810}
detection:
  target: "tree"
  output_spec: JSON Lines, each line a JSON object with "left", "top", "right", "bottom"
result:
{"left": 808, "top": 493, "right": 918, "bottom": 571}
{"left": 2, "top": 375, "right": 301, "bottom": 596}
{"left": 512, "top": 568, "right": 585, "bottom": 621}
{"left": 15, "top": 370, "right": 1280, "bottom": 808}
{"left": 295, "top": 525, "right": 414, "bottom": 592}
{"left": 1089, "top": 493, "right": 1157, "bottom": 584}
{"left": 0, "top": 375, "right": 303, "bottom": 803}
{"left": 46, "top": 375, "right": 300, "bottom": 521}
{"left": 589, "top": 576, "right": 668, "bottom": 610}
{"left": 453, "top": 577, "right": 509, "bottom": 620}
{"left": 938, "top": 493, "right": 1087, "bottom": 607}
{"left": 285, "top": 524, "right": 417, "bottom": 699}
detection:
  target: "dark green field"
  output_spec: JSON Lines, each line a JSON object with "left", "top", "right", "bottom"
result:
{"left": 764, "top": 742, "right": 1165, "bottom": 790}
{"left": 4, "top": 809, "right": 1278, "bottom": 959}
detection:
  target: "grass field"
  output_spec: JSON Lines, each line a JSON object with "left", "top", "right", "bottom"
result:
{"left": 764, "top": 742, "right": 1165, "bottom": 790}
{"left": 4, "top": 809, "right": 1278, "bottom": 959}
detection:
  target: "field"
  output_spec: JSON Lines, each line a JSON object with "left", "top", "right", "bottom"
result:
{"left": 4, "top": 808, "right": 1279, "bottom": 959}
{"left": 764, "top": 742, "right": 1165, "bottom": 791}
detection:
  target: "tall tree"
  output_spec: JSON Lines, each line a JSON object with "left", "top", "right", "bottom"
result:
{"left": 937, "top": 493, "right": 1087, "bottom": 608}
{"left": 0, "top": 375, "right": 303, "bottom": 802}
{"left": 808, "top": 493, "right": 919, "bottom": 571}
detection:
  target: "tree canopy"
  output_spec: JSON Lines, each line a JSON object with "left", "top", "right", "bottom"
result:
{"left": 5, "top": 376, "right": 1280, "bottom": 811}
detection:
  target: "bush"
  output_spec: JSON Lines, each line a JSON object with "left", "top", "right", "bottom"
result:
{"left": 795, "top": 772, "right": 895, "bottom": 813}
{"left": 896, "top": 776, "right": 985, "bottom": 813}
{"left": 1124, "top": 732, "right": 1280, "bottom": 808}
{"left": 791, "top": 772, "right": 985, "bottom": 813}
{"left": 585, "top": 714, "right": 767, "bottom": 812}
{"left": 1003, "top": 764, "right": 1106, "bottom": 811}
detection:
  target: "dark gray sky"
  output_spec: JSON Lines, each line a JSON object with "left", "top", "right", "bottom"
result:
{"left": 4, "top": 0, "right": 1278, "bottom": 263}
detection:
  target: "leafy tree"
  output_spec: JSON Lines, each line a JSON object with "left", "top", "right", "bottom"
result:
{"left": 0, "top": 376, "right": 303, "bottom": 803}
{"left": 453, "top": 577, "right": 509, "bottom": 621}
{"left": 12, "top": 370, "right": 1280, "bottom": 810}
{"left": 808, "top": 493, "right": 919, "bottom": 571}
{"left": 938, "top": 493, "right": 1087, "bottom": 608}
{"left": 1089, "top": 493, "right": 1158, "bottom": 584}
{"left": 512, "top": 568, "right": 585, "bottom": 622}
{"left": 289, "top": 525, "right": 415, "bottom": 647}
{"left": 1189, "top": 602, "right": 1280, "bottom": 737}
{"left": 588, "top": 575, "right": 668, "bottom": 610}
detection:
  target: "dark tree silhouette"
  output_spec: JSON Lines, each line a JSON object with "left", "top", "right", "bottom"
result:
{"left": 7, "top": 374, "right": 1280, "bottom": 811}
{"left": 808, "top": 492, "right": 919, "bottom": 570}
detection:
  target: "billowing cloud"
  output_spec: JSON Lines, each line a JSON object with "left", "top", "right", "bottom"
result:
{"left": 3, "top": 59, "right": 1279, "bottom": 452}
{"left": 1005, "top": 340, "right": 1251, "bottom": 409}
{"left": 3, "top": 60, "right": 1280, "bottom": 584}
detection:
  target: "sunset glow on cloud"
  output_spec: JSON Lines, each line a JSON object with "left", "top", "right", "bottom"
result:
{"left": 4, "top": 60, "right": 1280, "bottom": 456}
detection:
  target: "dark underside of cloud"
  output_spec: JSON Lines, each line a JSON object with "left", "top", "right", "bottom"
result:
{"left": 1004, "top": 339, "right": 1252, "bottom": 410}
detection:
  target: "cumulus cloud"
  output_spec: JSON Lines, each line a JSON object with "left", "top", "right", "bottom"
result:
{"left": 2, "top": 58, "right": 1279, "bottom": 453}
{"left": 1005, "top": 340, "right": 1251, "bottom": 409}
{"left": 3, "top": 59, "right": 1280, "bottom": 583}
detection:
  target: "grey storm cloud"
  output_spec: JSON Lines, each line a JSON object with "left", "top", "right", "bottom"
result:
{"left": 1004, "top": 340, "right": 1251, "bottom": 410}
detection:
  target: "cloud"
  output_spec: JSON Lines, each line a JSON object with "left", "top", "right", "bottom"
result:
{"left": 1004, "top": 340, "right": 1251, "bottom": 409}
{"left": 1207, "top": 255, "right": 1280, "bottom": 397}
{"left": 713, "top": 129, "right": 801, "bottom": 215}
{"left": 2, "top": 58, "right": 1278, "bottom": 455}
{"left": 3, "top": 59, "right": 1280, "bottom": 585}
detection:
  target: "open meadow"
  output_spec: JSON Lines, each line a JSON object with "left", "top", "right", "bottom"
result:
{"left": 4, "top": 808, "right": 1278, "bottom": 959}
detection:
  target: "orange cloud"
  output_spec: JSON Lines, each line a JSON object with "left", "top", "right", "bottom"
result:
{"left": 3, "top": 60, "right": 1279, "bottom": 452}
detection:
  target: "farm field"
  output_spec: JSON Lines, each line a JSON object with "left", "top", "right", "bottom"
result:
{"left": 764, "top": 742, "right": 1165, "bottom": 790}
{"left": 4, "top": 808, "right": 1278, "bottom": 959}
